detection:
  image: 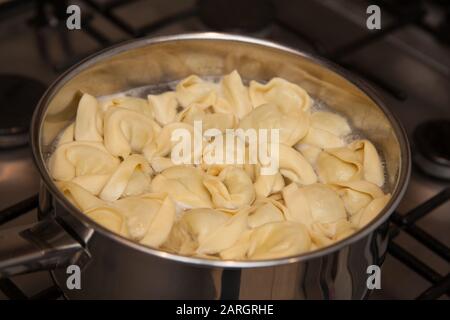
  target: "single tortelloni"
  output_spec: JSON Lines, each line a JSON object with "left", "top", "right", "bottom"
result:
{"left": 103, "top": 106, "right": 158, "bottom": 159}
{"left": 70, "top": 192, "right": 176, "bottom": 247}
{"left": 203, "top": 166, "right": 255, "bottom": 210}
{"left": 57, "top": 123, "right": 75, "bottom": 146}
{"left": 301, "top": 111, "right": 351, "bottom": 149}
{"left": 309, "top": 219, "right": 357, "bottom": 248}
{"left": 99, "top": 154, "right": 152, "bottom": 201}
{"left": 177, "top": 104, "right": 237, "bottom": 133}
{"left": 282, "top": 183, "right": 347, "bottom": 227}
{"left": 316, "top": 146, "right": 362, "bottom": 184}
{"left": 282, "top": 183, "right": 353, "bottom": 247}
{"left": 114, "top": 193, "right": 176, "bottom": 247}
{"left": 249, "top": 77, "right": 312, "bottom": 112}
{"left": 57, "top": 181, "right": 125, "bottom": 235}
{"left": 57, "top": 180, "right": 104, "bottom": 211}
{"left": 316, "top": 139, "right": 384, "bottom": 186}
{"left": 330, "top": 180, "right": 385, "bottom": 216}
{"left": 99, "top": 96, "right": 154, "bottom": 118}
{"left": 331, "top": 180, "right": 391, "bottom": 228}
{"left": 149, "top": 157, "right": 177, "bottom": 173}
{"left": 213, "top": 70, "right": 253, "bottom": 119}
{"left": 164, "top": 207, "right": 250, "bottom": 256}
{"left": 181, "top": 208, "right": 230, "bottom": 244}
{"left": 294, "top": 143, "right": 322, "bottom": 166}
{"left": 196, "top": 209, "right": 249, "bottom": 255}
{"left": 350, "top": 194, "right": 391, "bottom": 228}
{"left": 74, "top": 93, "right": 103, "bottom": 142}
{"left": 238, "top": 103, "right": 309, "bottom": 146}
{"left": 253, "top": 168, "right": 285, "bottom": 198}
{"left": 350, "top": 139, "right": 385, "bottom": 187}
{"left": 277, "top": 144, "right": 317, "bottom": 185}
{"left": 221, "top": 221, "right": 311, "bottom": 260}
{"left": 247, "top": 198, "right": 286, "bottom": 228}
{"left": 151, "top": 166, "right": 213, "bottom": 210}
{"left": 175, "top": 75, "right": 217, "bottom": 108}
{"left": 148, "top": 91, "right": 178, "bottom": 126}
{"left": 48, "top": 142, "right": 120, "bottom": 195}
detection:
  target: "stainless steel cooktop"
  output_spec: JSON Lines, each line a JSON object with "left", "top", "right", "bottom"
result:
{"left": 0, "top": 0, "right": 448, "bottom": 300}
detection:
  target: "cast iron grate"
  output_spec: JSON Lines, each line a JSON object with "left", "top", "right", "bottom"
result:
{"left": 0, "top": 188, "right": 449, "bottom": 300}
{"left": 10, "top": 0, "right": 445, "bottom": 101}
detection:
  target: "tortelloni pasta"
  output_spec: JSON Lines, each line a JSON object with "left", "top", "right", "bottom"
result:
{"left": 48, "top": 71, "right": 391, "bottom": 260}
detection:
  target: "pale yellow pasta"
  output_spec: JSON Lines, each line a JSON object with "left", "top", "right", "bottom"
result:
{"left": 221, "top": 221, "right": 311, "bottom": 260}
{"left": 151, "top": 166, "right": 213, "bottom": 210}
{"left": 309, "top": 111, "right": 351, "bottom": 136}
{"left": 316, "top": 148, "right": 362, "bottom": 183}
{"left": 57, "top": 123, "right": 75, "bottom": 146}
{"left": 100, "top": 96, "right": 153, "bottom": 118}
{"left": 294, "top": 143, "right": 322, "bottom": 166}
{"left": 49, "top": 141, "right": 120, "bottom": 194}
{"left": 214, "top": 70, "right": 253, "bottom": 119}
{"left": 301, "top": 127, "right": 345, "bottom": 149}
{"left": 247, "top": 198, "right": 286, "bottom": 228}
{"left": 99, "top": 154, "right": 152, "bottom": 201}
{"left": 148, "top": 91, "right": 178, "bottom": 125}
{"left": 49, "top": 71, "right": 390, "bottom": 260}
{"left": 300, "top": 111, "right": 350, "bottom": 149}
{"left": 350, "top": 194, "right": 391, "bottom": 228}
{"left": 197, "top": 209, "right": 249, "bottom": 255}
{"left": 350, "top": 140, "right": 385, "bottom": 187}
{"left": 178, "top": 104, "right": 237, "bottom": 133}
{"left": 85, "top": 206, "right": 125, "bottom": 235}
{"left": 87, "top": 193, "right": 175, "bottom": 247}
{"left": 316, "top": 139, "right": 384, "bottom": 186}
{"left": 253, "top": 170, "right": 285, "bottom": 198}
{"left": 175, "top": 75, "right": 217, "bottom": 108}
{"left": 249, "top": 78, "right": 311, "bottom": 111}
{"left": 201, "top": 132, "right": 247, "bottom": 173}
{"left": 103, "top": 107, "right": 156, "bottom": 158}
{"left": 149, "top": 156, "right": 177, "bottom": 173}
{"left": 71, "top": 174, "right": 110, "bottom": 195}
{"left": 137, "top": 193, "right": 176, "bottom": 247}
{"left": 56, "top": 180, "right": 105, "bottom": 211}
{"left": 331, "top": 180, "right": 384, "bottom": 215}
{"left": 203, "top": 166, "right": 255, "bottom": 210}
{"left": 309, "top": 219, "right": 356, "bottom": 248}
{"left": 277, "top": 144, "right": 317, "bottom": 185}
{"left": 239, "top": 103, "right": 309, "bottom": 146}
{"left": 180, "top": 208, "right": 230, "bottom": 245}
{"left": 282, "top": 183, "right": 347, "bottom": 227}
{"left": 74, "top": 93, "right": 103, "bottom": 142}
{"left": 143, "top": 122, "right": 202, "bottom": 163}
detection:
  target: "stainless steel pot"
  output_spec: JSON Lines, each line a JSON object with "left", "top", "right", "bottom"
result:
{"left": 0, "top": 33, "right": 411, "bottom": 299}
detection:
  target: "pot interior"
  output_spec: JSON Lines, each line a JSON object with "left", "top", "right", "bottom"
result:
{"left": 32, "top": 33, "right": 409, "bottom": 263}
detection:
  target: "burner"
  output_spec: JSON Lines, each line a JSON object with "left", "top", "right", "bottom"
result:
{"left": 0, "top": 74, "right": 46, "bottom": 149}
{"left": 198, "top": 0, "right": 275, "bottom": 32}
{"left": 413, "top": 119, "right": 450, "bottom": 179}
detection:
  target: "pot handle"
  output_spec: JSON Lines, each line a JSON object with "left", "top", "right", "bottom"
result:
{"left": 0, "top": 218, "right": 86, "bottom": 278}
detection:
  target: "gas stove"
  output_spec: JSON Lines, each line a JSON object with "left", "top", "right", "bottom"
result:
{"left": 0, "top": 0, "right": 448, "bottom": 300}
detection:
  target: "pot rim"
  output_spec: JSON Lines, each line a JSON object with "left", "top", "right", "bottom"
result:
{"left": 31, "top": 32, "right": 411, "bottom": 268}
